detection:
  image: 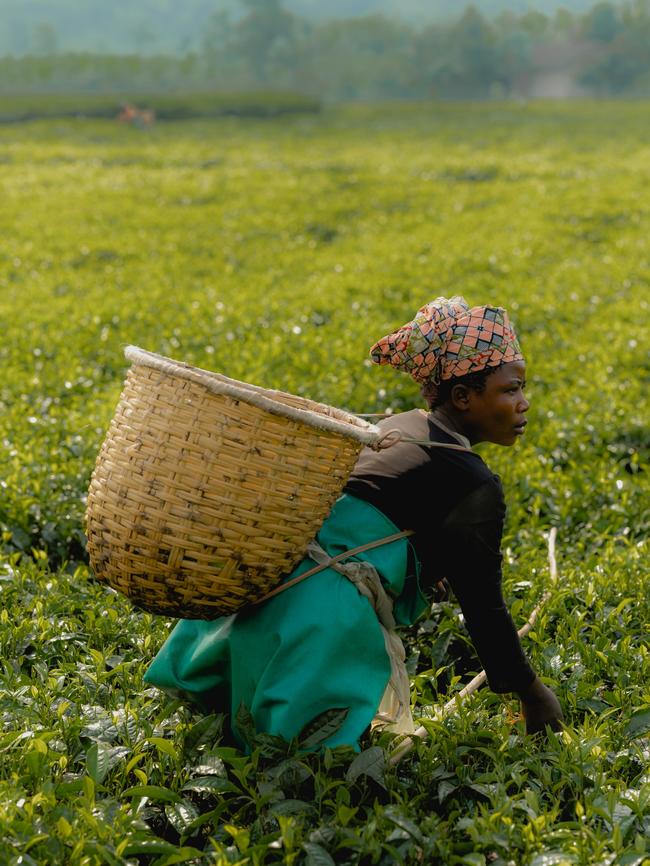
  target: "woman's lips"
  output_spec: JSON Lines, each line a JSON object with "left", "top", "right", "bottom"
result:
{"left": 513, "top": 421, "right": 528, "bottom": 435}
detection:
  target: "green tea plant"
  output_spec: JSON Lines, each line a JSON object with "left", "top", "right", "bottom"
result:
{"left": 0, "top": 102, "right": 648, "bottom": 865}
{"left": 0, "top": 91, "right": 321, "bottom": 123}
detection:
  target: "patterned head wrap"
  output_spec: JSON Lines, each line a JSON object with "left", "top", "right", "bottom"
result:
{"left": 370, "top": 296, "right": 523, "bottom": 387}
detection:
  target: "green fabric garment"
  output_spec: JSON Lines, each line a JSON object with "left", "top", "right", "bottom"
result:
{"left": 144, "top": 494, "right": 428, "bottom": 751}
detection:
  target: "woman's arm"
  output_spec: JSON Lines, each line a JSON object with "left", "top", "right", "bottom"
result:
{"left": 437, "top": 479, "right": 563, "bottom": 732}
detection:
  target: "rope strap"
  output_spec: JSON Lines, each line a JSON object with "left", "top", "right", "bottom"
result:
{"left": 373, "top": 428, "right": 473, "bottom": 452}
{"left": 252, "top": 528, "right": 414, "bottom": 606}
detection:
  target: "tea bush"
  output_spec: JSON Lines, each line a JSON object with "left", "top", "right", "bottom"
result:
{"left": 0, "top": 91, "right": 321, "bottom": 123}
{"left": 0, "top": 102, "right": 648, "bottom": 865}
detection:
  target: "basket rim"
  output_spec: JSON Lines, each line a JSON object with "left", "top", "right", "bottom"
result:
{"left": 124, "top": 346, "right": 381, "bottom": 446}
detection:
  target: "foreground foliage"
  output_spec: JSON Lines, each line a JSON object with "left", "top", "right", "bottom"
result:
{"left": 0, "top": 102, "right": 648, "bottom": 865}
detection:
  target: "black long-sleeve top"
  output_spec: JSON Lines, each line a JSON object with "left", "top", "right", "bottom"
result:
{"left": 343, "top": 409, "right": 536, "bottom": 694}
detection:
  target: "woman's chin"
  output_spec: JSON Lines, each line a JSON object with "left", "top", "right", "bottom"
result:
{"left": 493, "top": 432, "right": 520, "bottom": 447}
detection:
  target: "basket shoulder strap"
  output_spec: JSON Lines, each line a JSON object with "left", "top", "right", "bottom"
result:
{"left": 358, "top": 414, "right": 473, "bottom": 454}
{"left": 252, "top": 528, "right": 414, "bottom": 606}
{"left": 374, "top": 429, "right": 473, "bottom": 453}
{"left": 402, "top": 437, "right": 473, "bottom": 452}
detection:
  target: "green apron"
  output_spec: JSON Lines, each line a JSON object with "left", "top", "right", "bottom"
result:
{"left": 144, "top": 494, "right": 428, "bottom": 751}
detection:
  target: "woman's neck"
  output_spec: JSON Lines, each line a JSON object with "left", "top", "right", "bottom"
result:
{"left": 427, "top": 406, "right": 473, "bottom": 448}
{"left": 429, "top": 406, "right": 475, "bottom": 444}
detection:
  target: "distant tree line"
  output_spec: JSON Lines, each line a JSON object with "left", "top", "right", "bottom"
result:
{"left": 3, "top": 1, "right": 650, "bottom": 100}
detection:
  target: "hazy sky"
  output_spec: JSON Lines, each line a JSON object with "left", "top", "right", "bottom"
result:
{"left": 0, "top": 0, "right": 625, "bottom": 56}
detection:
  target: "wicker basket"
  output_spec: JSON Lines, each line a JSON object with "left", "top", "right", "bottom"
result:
{"left": 85, "top": 347, "right": 380, "bottom": 618}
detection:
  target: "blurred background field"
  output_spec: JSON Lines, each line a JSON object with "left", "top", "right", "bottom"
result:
{"left": 1, "top": 102, "right": 648, "bottom": 563}
{"left": 0, "top": 91, "right": 321, "bottom": 123}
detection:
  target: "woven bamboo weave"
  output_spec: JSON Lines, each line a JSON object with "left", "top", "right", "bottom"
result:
{"left": 85, "top": 347, "right": 380, "bottom": 618}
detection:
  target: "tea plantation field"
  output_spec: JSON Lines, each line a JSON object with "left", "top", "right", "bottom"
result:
{"left": 0, "top": 102, "right": 648, "bottom": 865}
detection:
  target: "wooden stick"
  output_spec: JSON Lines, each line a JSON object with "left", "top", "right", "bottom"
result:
{"left": 388, "top": 528, "right": 558, "bottom": 766}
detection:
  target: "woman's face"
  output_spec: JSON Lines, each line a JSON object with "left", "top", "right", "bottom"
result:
{"left": 461, "top": 360, "right": 529, "bottom": 446}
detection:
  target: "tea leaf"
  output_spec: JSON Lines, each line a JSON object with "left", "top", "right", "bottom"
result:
{"left": 303, "top": 842, "right": 336, "bottom": 866}
{"left": 235, "top": 702, "right": 257, "bottom": 748}
{"left": 154, "top": 848, "right": 208, "bottom": 866}
{"left": 254, "top": 731, "right": 290, "bottom": 759}
{"left": 181, "top": 776, "right": 240, "bottom": 795}
{"left": 121, "top": 785, "right": 181, "bottom": 803}
{"left": 298, "top": 708, "right": 350, "bottom": 749}
{"left": 122, "top": 838, "right": 187, "bottom": 856}
{"left": 345, "top": 746, "right": 386, "bottom": 789}
{"left": 270, "top": 799, "right": 315, "bottom": 816}
{"left": 384, "top": 808, "right": 424, "bottom": 843}
{"left": 86, "top": 741, "right": 111, "bottom": 784}
{"left": 147, "top": 736, "right": 179, "bottom": 759}
{"left": 529, "top": 854, "right": 578, "bottom": 866}
{"left": 189, "top": 755, "right": 227, "bottom": 777}
{"left": 183, "top": 714, "right": 223, "bottom": 754}
{"left": 624, "top": 710, "right": 650, "bottom": 741}
{"left": 164, "top": 800, "right": 200, "bottom": 834}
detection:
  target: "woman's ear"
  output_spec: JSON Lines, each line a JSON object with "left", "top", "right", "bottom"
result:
{"left": 450, "top": 383, "right": 471, "bottom": 411}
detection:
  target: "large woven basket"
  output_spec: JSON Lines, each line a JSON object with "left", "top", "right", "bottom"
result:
{"left": 85, "top": 347, "right": 380, "bottom": 618}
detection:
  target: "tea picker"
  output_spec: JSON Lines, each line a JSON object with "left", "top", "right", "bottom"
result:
{"left": 86, "top": 296, "right": 563, "bottom": 751}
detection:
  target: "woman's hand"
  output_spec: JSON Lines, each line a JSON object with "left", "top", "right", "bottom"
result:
{"left": 516, "top": 676, "right": 564, "bottom": 735}
{"left": 433, "top": 578, "right": 451, "bottom": 602}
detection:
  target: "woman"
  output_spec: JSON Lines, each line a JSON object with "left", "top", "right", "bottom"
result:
{"left": 144, "top": 297, "right": 563, "bottom": 748}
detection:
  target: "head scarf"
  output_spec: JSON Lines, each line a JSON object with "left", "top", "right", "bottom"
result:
{"left": 370, "top": 296, "right": 523, "bottom": 387}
